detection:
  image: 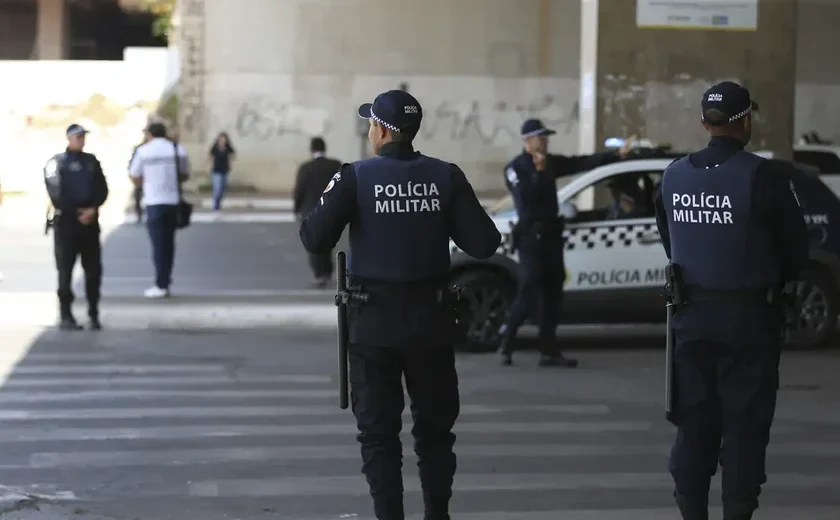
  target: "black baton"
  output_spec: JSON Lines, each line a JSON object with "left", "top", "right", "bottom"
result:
{"left": 335, "top": 251, "right": 350, "bottom": 410}
{"left": 665, "top": 302, "right": 675, "bottom": 419}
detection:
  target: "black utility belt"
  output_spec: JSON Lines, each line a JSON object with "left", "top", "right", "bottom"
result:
{"left": 347, "top": 285, "right": 452, "bottom": 305}
{"left": 684, "top": 285, "right": 777, "bottom": 304}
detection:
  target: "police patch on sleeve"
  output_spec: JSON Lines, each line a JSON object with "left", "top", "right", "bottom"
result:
{"left": 323, "top": 172, "right": 341, "bottom": 194}
{"left": 505, "top": 167, "right": 519, "bottom": 187}
{"left": 320, "top": 172, "right": 341, "bottom": 205}
{"left": 44, "top": 159, "right": 58, "bottom": 178}
{"left": 789, "top": 180, "right": 801, "bottom": 207}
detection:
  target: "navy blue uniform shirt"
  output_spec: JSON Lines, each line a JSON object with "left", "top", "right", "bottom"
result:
{"left": 299, "top": 141, "right": 501, "bottom": 280}
{"left": 505, "top": 150, "right": 620, "bottom": 225}
{"left": 655, "top": 136, "right": 808, "bottom": 281}
{"left": 654, "top": 136, "right": 809, "bottom": 341}
{"left": 44, "top": 150, "right": 109, "bottom": 213}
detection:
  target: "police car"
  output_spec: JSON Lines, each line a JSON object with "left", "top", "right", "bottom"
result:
{"left": 449, "top": 148, "right": 840, "bottom": 352}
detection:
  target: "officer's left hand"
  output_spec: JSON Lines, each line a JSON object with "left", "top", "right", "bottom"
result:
{"left": 78, "top": 207, "right": 96, "bottom": 225}
{"left": 617, "top": 135, "right": 637, "bottom": 158}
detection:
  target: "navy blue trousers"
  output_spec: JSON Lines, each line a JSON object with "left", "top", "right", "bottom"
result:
{"left": 145, "top": 204, "right": 178, "bottom": 289}
{"left": 669, "top": 335, "right": 781, "bottom": 511}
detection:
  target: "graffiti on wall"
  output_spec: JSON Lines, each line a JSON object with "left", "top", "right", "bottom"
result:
{"left": 235, "top": 97, "right": 331, "bottom": 141}
{"left": 419, "top": 96, "right": 579, "bottom": 146}
{"left": 213, "top": 91, "right": 578, "bottom": 150}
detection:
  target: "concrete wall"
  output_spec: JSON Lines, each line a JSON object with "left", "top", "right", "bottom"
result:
{"left": 177, "top": 0, "right": 582, "bottom": 193}
{"left": 178, "top": 0, "right": 840, "bottom": 193}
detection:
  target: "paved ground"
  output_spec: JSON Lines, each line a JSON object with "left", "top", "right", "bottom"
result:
{"left": 0, "top": 329, "right": 839, "bottom": 519}
{"left": 1, "top": 207, "right": 840, "bottom": 518}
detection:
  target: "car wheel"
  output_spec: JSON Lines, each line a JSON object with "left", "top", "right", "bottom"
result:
{"left": 785, "top": 267, "right": 839, "bottom": 350}
{"left": 451, "top": 269, "right": 514, "bottom": 353}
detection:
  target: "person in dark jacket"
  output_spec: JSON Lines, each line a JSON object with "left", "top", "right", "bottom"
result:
{"left": 293, "top": 137, "right": 342, "bottom": 287}
{"left": 299, "top": 89, "right": 501, "bottom": 520}
{"left": 44, "top": 124, "right": 109, "bottom": 330}
{"left": 655, "top": 81, "right": 809, "bottom": 520}
{"left": 209, "top": 132, "right": 236, "bottom": 212}
{"left": 497, "top": 119, "right": 632, "bottom": 367}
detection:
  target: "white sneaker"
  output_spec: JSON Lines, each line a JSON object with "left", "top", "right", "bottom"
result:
{"left": 144, "top": 286, "right": 170, "bottom": 298}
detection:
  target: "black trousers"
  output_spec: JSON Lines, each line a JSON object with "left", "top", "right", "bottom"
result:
{"left": 669, "top": 336, "right": 781, "bottom": 513}
{"left": 308, "top": 252, "right": 333, "bottom": 279}
{"left": 54, "top": 223, "right": 102, "bottom": 317}
{"left": 349, "top": 343, "right": 460, "bottom": 520}
{"left": 502, "top": 232, "right": 564, "bottom": 349}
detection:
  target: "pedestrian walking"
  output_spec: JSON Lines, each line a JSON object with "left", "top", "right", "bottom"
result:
{"left": 129, "top": 122, "right": 190, "bottom": 298}
{"left": 293, "top": 137, "right": 342, "bottom": 288}
{"left": 43, "top": 123, "right": 109, "bottom": 329}
{"left": 655, "top": 80, "right": 809, "bottom": 520}
{"left": 208, "top": 132, "right": 235, "bottom": 213}
{"left": 299, "top": 89, "right": 501, "bottom": 520}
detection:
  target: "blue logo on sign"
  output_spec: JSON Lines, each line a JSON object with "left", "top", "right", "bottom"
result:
{"left": 711, "top": 15, "right": 729, "bottom": 25}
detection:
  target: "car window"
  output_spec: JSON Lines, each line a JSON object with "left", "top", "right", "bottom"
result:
{"left": 566, "top": 170, "right": 663, "bottom": 224}
{"left": 793, "top": 151, "right": 840, "bottom": 173}
{"left": 486, "top": 173, "right": 584, "bottom": 214}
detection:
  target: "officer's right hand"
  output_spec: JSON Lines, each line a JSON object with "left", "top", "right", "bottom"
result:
{"left": 531, "top": 151, "right": 547, "bottom": 171}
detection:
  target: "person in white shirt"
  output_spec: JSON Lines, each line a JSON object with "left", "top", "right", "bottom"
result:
{"left": 128, "top": 122, "right": 190, "bottom": 298}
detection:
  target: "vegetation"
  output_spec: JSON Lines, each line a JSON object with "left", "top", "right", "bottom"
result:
{"left": 141, "top": 0, "right": 175, "bottom": 38}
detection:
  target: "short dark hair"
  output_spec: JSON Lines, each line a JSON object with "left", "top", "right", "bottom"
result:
{"left": 310, "top": 137, "right": 326, "bottom": 153}
{"left": 391, "top": 125, "right": 418, "bottom": 143}
{"left": 147, "top": 122, "right": 167, "bottom": 138}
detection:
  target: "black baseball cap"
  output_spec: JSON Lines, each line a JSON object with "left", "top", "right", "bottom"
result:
{"left": 520, "top": 119, "right": 556, "bottom": 138}
{"left": 66, "top": 124, "right": 89, "bottom": 138}
{"left": 358, "top": 90, "right": 423, "bottom": 134}
{"left": 701, "top": 81, "right": 759, "bottom": 126}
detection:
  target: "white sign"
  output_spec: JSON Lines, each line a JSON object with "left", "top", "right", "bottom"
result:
{"left": 637, "top": 0, "right": 758, "bottom": 31}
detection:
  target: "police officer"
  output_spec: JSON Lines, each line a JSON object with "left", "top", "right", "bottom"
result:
{"left": 44, "top": 124, "right": 109, "bottom": 330}
{"left": 299, "top": 89, "right": 501, "bottom": 520}
{"left": 654, "top": 81, "right": 809, "bottom": 520}
{"left": 497, "top": 119, "right": 632, "bottom": 367}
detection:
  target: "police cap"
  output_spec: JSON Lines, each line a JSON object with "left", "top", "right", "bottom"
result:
{"left": 520, "top": 118, "right": 556, "bottom": 138}
{"left": 701, "top": 81, "right": 759, "bottom": 126}
{"left": 358, "top": 90, "right": 423, "bottom": 135}
{"left": 66, "top": 124, "right": 89, "bottom": 138}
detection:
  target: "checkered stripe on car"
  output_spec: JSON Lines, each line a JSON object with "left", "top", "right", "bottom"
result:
{"left": 564, "top": 222, "right": 658, "bottom": 251}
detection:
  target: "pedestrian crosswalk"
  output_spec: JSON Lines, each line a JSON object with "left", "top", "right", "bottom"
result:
{"left": 1, "top": 341, "right": 839, "bottom": 519}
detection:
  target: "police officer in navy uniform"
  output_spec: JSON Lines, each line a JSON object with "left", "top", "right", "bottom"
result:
{"left": 299, "top": 90, "right": 501, "bottom": 520}
{"left": 497, "top": 119, "right": 632, "bottom": 367}
{"left": 44, "top": 124, "right": 109, "bottom": 330}
{"left": 654, "top": 81, "right": 809, "bottom": 520}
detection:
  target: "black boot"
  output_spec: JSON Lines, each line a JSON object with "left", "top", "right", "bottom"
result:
{"left": 59, "top": 315, "right": 82, "bottom": 331}
{"left": 89, "top": 314, "right": 102, "bottom": 330}
{"left": 538, "top": 339, "right": 579, "bottom": 368}
{"left": 497, "top": 335, "right": 514, "bottom": 366}
{"left": 88, "top": 303, "right": 102, "bottom": 330}
{"left": 675, "top": 492, "right": 709, "bottom": 520}
{"left": 59, "top": 303, "right": 82, "bottom": 331}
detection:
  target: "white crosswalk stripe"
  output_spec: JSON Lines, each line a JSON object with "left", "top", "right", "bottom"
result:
{"left": 1, "top": 349, "right": 838, "bottom": 519}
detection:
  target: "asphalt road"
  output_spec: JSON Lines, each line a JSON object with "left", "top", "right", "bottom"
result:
{"left": 0, "top": 328, "right": 839, "bottom": 519}
{"left": 2, "top": 210, "right": 840, "bottom": 518}
{"left": 0, "top": 219, "right": 347, "bottom": 297}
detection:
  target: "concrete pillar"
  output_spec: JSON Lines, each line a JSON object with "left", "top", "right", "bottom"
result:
{"left": 36, "top": 0, "right": 68, "bottom": 60}
{"left": 580, "top": 0, "right": 798, "bottom": 159}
